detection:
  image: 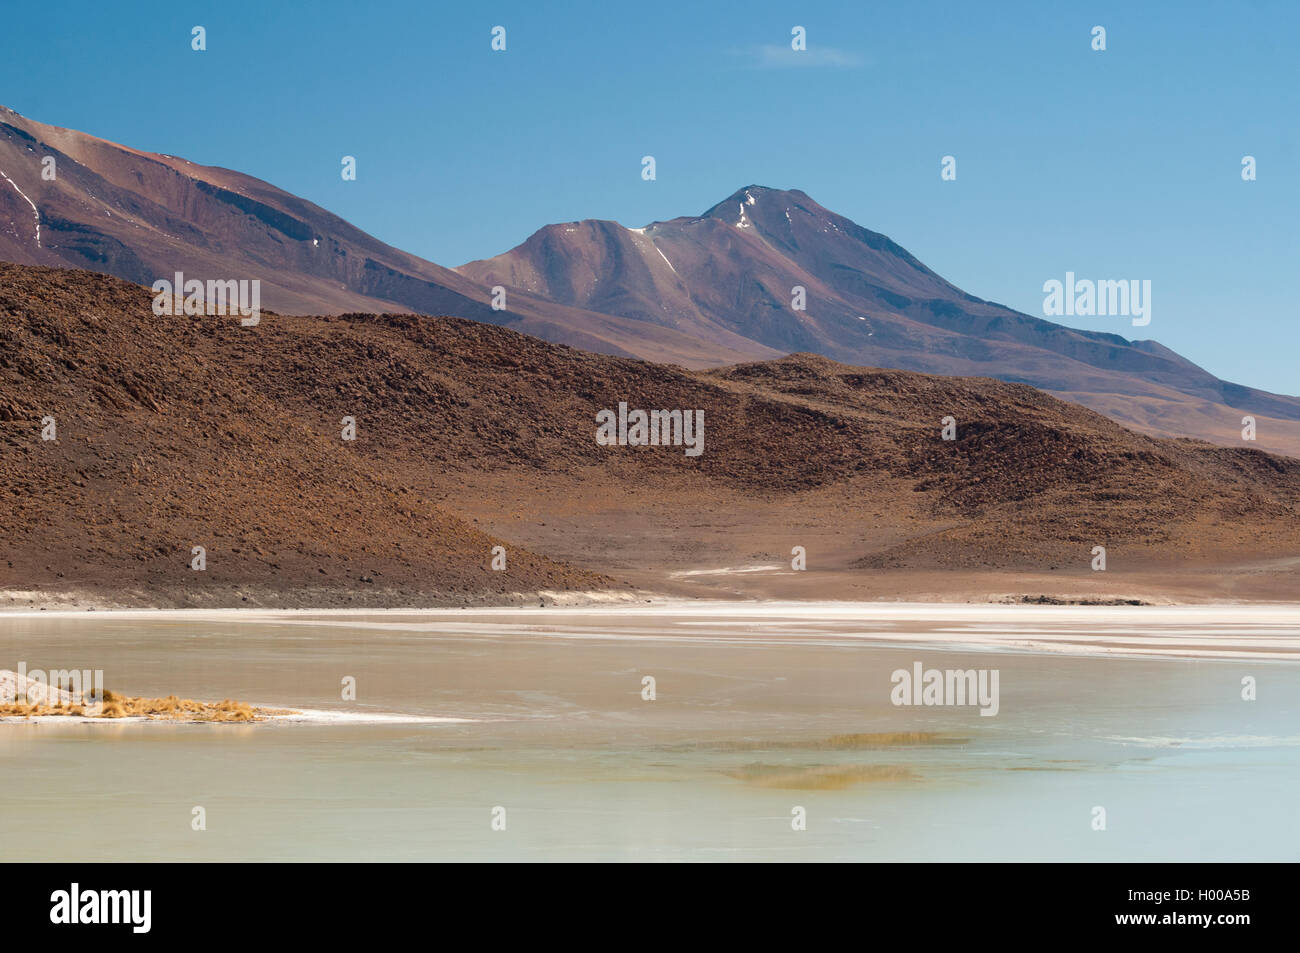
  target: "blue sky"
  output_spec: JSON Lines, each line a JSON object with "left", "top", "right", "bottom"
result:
{"left": 2, "top": 0, "right": 1296, "bottom": 392}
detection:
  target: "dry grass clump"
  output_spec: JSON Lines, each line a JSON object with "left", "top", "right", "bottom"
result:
{"left": 0, "top": 702, "right": 84, "bottom": 718}
{"left": 0, "top": 686, "right": 292, "bottom": 722}
{"left": 97, "top": 689, "right": 258, "bottom": 721}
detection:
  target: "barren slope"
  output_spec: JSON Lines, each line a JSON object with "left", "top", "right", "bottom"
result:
{"left": 0, "top": 264, "right": 612, "bottom": 607}
{"left": 3, "top": 263, "right": 1300, "bottom": 607}
{"left": 0, "top": 106, "right": 765, "bottom": 368}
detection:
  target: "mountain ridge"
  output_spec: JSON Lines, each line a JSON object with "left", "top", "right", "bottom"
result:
{"left": 459, "top": 183, "right": 1300, "bottom": 455}
{"left": 0, "top": 105, "right": 769, "bottom": 367}
{"left": 2, "top": 107, "right": 1297, "bottom": 455}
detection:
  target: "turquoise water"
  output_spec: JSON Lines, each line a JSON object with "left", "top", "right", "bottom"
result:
{"left": 0, "top": 607, "right": 1295, "bottom": 861}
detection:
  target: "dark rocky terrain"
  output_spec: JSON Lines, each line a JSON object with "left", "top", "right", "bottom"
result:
{"left": 3, "top": 262, "right": 1300, "bottom": 607}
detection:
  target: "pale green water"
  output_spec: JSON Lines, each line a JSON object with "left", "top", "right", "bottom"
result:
{"left": 0, "top": 606, "right": 1296, "bottom": 861}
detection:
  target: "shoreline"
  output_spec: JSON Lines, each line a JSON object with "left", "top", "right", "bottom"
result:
{"left": 3, "top": 598, "right": 1300, "bottom": 619}
{"left": 2, "top": 599, "right": 1299, "bottom": 662}
{"left": 8, "top": 556, "right": 1300, "bottom": 613}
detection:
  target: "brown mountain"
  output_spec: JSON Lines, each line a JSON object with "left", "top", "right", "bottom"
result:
{"left": 459, "top": 185, "right": 1300, "bottom": 457}
{"left": 2, "top": 105, "right": 1297, "bottom": 457}
{"left": 3, "top": 262, "right": 1300, "bottom": 608}
{"left": 0, "top": 105, "right": 762, "bottom": 366}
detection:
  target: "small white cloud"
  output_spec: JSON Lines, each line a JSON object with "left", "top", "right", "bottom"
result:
{"left": 750, "top": 44, "right": 865, "bottom": 69}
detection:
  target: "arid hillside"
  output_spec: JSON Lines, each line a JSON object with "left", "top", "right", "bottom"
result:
{"left": 3, "top": 262, "right": 1300, "bottom": 607}
{"left": 0, "top": 264, "right": 611, "bottom": 607}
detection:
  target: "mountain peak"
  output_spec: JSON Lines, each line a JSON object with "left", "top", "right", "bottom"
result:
{"left": 700, "top": 186, "right": 841, "bottom": 236}
{"left": 726, "top": 184, "right": 812, "bottom": 201}
{"left": 704, "top": 185, "right": 817, "bottom": 219}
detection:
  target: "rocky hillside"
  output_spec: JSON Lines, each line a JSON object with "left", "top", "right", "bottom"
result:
{"left": 2, "top": 262, "right": 1299, "bottom": 606}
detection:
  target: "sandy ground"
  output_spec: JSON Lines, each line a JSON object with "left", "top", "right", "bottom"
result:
{"left": 444, "top": 473, "right": 1300, "bottom": 607}
{"left": 7, "top": 559, "right": 1300, "bottom": 613}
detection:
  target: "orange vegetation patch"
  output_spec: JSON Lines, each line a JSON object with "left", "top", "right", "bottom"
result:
{"left": 0, "top": 688, "right": 296, "bottom": 722}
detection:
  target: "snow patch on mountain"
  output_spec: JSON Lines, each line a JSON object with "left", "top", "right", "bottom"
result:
{"left": 652, "top": 242, "right": 678, "bottom": 275}
{"left": 0, "top": 167, "right": 40, "bottom": 246}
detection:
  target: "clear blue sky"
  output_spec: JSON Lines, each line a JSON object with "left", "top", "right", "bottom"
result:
{"left": 2, "top": 0, "right": 1296, "bottom": 393}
